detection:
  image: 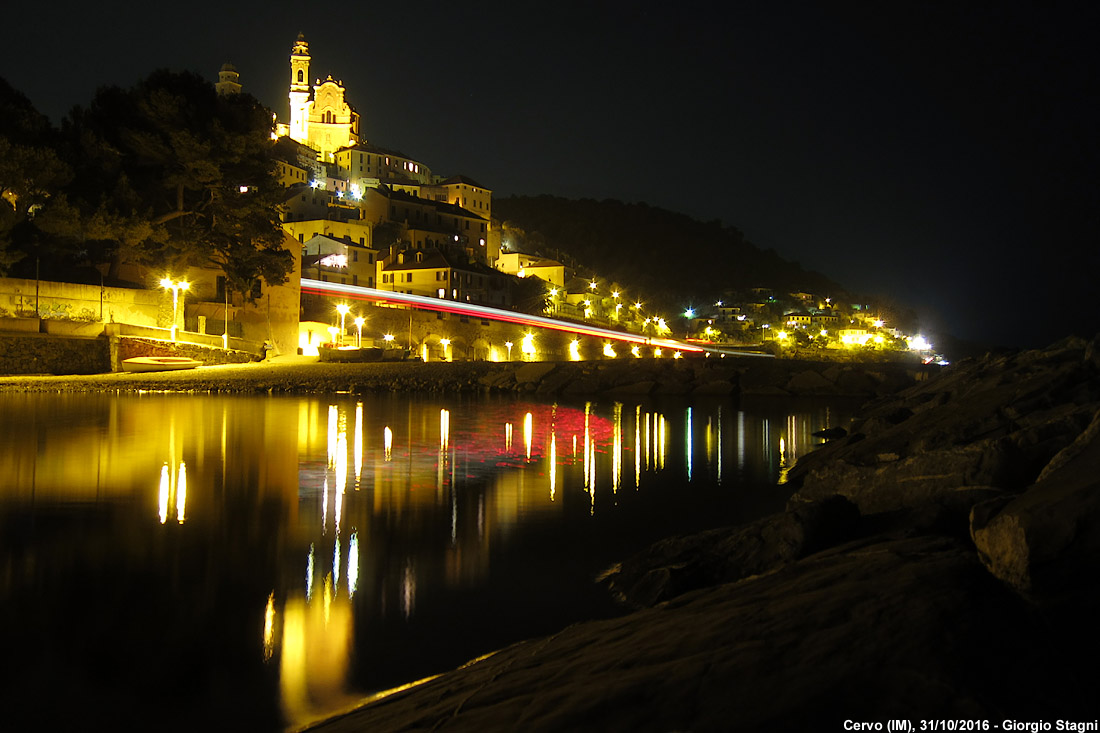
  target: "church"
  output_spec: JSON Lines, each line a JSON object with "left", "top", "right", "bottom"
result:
{"left": 271, "top": 34, "right": 361, "bottom": 162}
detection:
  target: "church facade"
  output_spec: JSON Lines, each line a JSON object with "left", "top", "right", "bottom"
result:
{"left": 275, "top": 34, "right": 361, "bottom": 163}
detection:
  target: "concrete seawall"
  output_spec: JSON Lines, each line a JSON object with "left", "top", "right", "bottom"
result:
{"left": 0, "top": 354, "right": 930, "bottom": 398}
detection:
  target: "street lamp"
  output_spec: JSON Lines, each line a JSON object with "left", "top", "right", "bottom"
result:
{"left": 354, "top": 316, "right": 365, "bottom": 348}
{"left": 440, "top": 338, "right": 451, "bottom": 362}
{"left": 159, "top": 277, "right": 189, "bottom": 341}
{"left": 336, "top": 304, "right": 351, "bottom": 345}
{"left": 504, "top": 340, "right": 513, "bottom": 360}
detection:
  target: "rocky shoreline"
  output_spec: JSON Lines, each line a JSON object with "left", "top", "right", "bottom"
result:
{"left": 294, "top": 336, "right": 1100, "bottom": 732}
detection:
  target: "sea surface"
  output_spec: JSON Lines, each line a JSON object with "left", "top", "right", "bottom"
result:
{"left": 0, "top": 391, "right": 859, "bottom": 730}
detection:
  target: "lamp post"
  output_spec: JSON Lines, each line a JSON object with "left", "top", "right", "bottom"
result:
{"left": 440, "top": 338, "right": 451, "bottom": 362}
{"left": 336, "top": 303, "right": 350, "bottom": 346}
{"left": 160, "top": 278, "right": 189, "bottom": 341}
{"left": 354, "top": 316, "right": 365, "bottom": 348}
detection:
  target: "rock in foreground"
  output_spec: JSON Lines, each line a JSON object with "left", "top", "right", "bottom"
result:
{"left": 310, "top": 535, "right": 1084, "bottom": 732}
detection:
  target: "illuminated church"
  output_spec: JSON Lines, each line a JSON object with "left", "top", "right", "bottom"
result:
{"left": 275, "top": 33, "right": 361, "bottom": 163}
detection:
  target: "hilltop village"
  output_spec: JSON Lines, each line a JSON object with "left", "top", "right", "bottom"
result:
{"left": 258, "top": 35, "right": 933, "bottom": 359}
{"left": 0, "top": 35, "right": 936, "bottom": 367}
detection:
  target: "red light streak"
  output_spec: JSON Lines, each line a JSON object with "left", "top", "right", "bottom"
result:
{"left": 301, "top": 279, "right": 710, "bottom": 352}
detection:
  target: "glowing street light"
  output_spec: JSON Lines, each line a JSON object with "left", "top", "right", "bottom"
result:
{"left": 505, "top": 340, "right": 513, "bottom": 360}
{"left": 908, "top": 335, "right": 931, "bottom": 351}
{"left": 440, "top": 338, "right": 451, "bottom": 362}
{"left": 684, "top": 308, "right": 695, "bottom": 319}
{"left": 589, "top": 280, "right": 598, "bottom": 290}
{"left": 336, "top": 303, "right": 351, "bottom": 345}
{"left": 159, "top": 277, "right": 189, "bottom": 341}
{"left": 327, "top": 326, "right": 340, "bottom": 346}
{"left": 354, "top": 316, "right": 365, "bottom": 347}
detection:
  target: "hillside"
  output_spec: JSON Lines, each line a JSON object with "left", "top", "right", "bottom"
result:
{"left": 494, "top": 195, "right": 848, "bottom": 309}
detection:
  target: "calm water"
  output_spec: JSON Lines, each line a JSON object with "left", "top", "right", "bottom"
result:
{"left": 0, "top": 391, "right": 857, "bottom": 730}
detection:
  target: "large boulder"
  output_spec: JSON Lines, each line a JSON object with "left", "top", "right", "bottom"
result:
{"left": 971, "top": 407, "right": 1100, "bottom": 596}
{"left": 789, "top": 336, "right": 1100, "bottom": 514}
{"left": 603, "top": 496, "right": 860, "bottom": 608}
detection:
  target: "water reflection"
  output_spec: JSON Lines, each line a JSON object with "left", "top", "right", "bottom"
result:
{"left": 0, "top": 391, "right": 857, "bottom": 730}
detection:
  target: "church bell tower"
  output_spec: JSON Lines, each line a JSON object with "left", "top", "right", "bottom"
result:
{"left": 288, "top": 33, "right": 312, "bottom": 144}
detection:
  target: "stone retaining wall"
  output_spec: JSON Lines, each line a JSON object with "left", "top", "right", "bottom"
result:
{"left": 0, "top": 333, "right": 110, "bottom": 375}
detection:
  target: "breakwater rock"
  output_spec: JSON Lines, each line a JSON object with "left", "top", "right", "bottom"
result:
{"left": 306, "top": 336, "right": 1100, "bottom": 732}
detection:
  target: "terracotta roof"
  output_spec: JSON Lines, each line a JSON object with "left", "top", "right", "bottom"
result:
{"left": 436, "top": 174, "right": 490, "bottom": 190}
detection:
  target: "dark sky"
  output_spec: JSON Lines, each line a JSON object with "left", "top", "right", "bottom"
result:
{"left": 6, "top": 1, "right": 1098, "bottom": 348}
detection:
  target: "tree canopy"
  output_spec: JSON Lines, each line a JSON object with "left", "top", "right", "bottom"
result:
{"left": 1, "top": 70, "right": 292, "bottom": 298}
{"left": 0, "top": 78, "right": 70, "bottom": 274}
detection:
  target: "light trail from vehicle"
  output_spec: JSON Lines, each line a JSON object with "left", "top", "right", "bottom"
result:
{"left": 301, "top": 279, "right": 772, "bottom": 357}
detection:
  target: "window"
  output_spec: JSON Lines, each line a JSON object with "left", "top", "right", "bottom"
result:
{"left": 297, "top": 70, "right": 304, "bottom": 83}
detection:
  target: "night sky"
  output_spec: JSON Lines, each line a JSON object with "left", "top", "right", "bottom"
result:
{"left": 6, "top": 2, "right": 1097, "bottom": 349}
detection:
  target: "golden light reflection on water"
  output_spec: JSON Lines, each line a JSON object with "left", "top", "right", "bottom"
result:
{"left": 612, "top": 403, "right": 622, "bottom": 493}
{"left": 354, "top": 402, "right": 363, "bottom": 487}
{"left": 0, "top": 391, "right": 856, "bottom": 729}
{"left": 524, "top": 412, "right": 532, "bottom": 460}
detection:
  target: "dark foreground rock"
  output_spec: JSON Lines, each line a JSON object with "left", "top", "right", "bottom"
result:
{"left": 786, "top": 336, "right": 1100, "bottom": 514}
{"left": 310, "top": 534, "right": 1088, "bottom": 733}
{"left": 303, "top": 335, "right": 1100, "bottom": 732}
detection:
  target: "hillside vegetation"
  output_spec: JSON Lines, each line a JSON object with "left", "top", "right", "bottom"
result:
{"left": 495, "top": 195, "right": 848, "bottom": 310}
